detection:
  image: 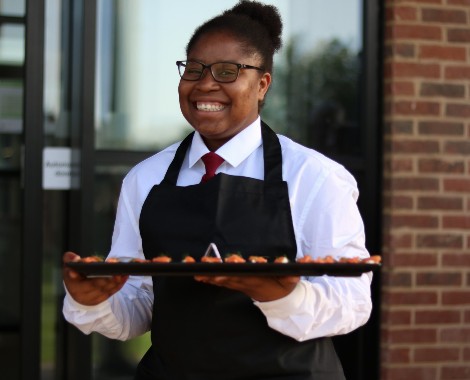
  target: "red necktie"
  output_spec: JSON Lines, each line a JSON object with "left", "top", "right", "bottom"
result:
{"left": 201, "top": 152, "right": 224, "bottom": 183}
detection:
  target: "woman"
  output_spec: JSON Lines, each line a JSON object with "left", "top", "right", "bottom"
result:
{"left": 63, "top": 1, "right": 372, "bottom": 379}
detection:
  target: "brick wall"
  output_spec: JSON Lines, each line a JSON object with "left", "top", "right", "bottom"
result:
{"left": 382, "top": 1, "right": 470, "bottom": 379}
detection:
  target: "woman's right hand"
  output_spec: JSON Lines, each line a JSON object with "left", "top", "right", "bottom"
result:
{"left": 62, "top": 251, "right": 129, "bottom": 306}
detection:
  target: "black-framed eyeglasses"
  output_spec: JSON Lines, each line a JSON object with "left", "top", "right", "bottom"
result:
{"left": 176, "top": 60, "right": 265, "bottom": 83}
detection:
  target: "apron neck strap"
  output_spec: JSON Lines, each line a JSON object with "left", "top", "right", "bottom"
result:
{"left": 261, "top": 120, "right": 283, "bottom": 183}
{"left": 161, "top": 121, "right": 282, "bottom": 185}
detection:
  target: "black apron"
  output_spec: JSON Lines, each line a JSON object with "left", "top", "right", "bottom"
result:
{"left": 136, "top": 122, "right": 345, "bottom": 380}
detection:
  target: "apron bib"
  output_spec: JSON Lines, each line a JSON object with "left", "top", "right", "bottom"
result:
{"left": 135, "top": 122, "right": 345, "bottom": 380}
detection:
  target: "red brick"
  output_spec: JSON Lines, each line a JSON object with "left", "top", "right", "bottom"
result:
{"left": 390, "top": 215, "right": 439, "bottom": 228}
{"left": 415, "top": 347, "right": 460, "bottom": 362}
{"left": 442, "top": 291, "right": 470, "bottom": 305}
{"left": 386, "top": 62, "right": 441, "bottom": 78}
{"left": 386, "top": 81, "right": 415, "bottom": 96}
{"left": 443, "top": 215, "right": 470, "bottom": 229}
{"left": 465, "top": 347, "right": 470, "bottom": 361}
{"left": 388, "top": 328, "right": 437, "bottom": 343}
{"left": 445, "top": 141, "right": 470, "bottom": 155}
{"left": 396, "top": 0, "right": 442, "bottom": 3}
{"left": 448, "top": 28, "right": 470, "bottom": 43}
{"left": 445, "top": 65, "right": 470, "bottom": 80}
{"left": 419, "top": 45, "right": 467, "bottom": 61}
{"left": 389, "top": 177, "right": 439, "bottom": 191}
{"left": 443, "top": 253, "right": 470, "bottom": 266}
{"left": 418, "top": 196, "right": 463, "bottom": 210}
{"left": 446, "top": 103, "right": 470, "bottom": 118}
{"left": 418, "top": 121, "right": 464, "bottom": 135}
{"left": 415, "top": 309, "right": 461, "bottom": 324}
{"left": 441, "top": 328, "right": 470, "bottom": 343}
{"left": 386, "top": 24, "right": 442, "bottom": 40}
{"left": 383, "top": 347, "right": 411, "bottom": 363}
{"left": 448, "top": 0, "right": 470, "bottom": 5}
{"left": 389, "top": 158, "right": 414, "bottom": 172}
{"left": 392, "top": 140, "right": 440, "bottom": 153}
{"left": 441, "top": 366, "right": 470, "bottom": 380}
{"left": 417, "top": 234, "right": 463, "bottom": 249}
{"left": 386, "top": 6, "right": 418, "bottom": 22}
{"left": 418, "top": 158, "right": 464, "bottom": 173}
{"left": 444, "top": 178, "right": 470, "bottom": 192}
{"left": 383, "top": 367, "right": 437, "bottom": 380}
{"left": 383, "top": 271, "right": 413, "bottom": 287}
{"left": 387, "top": 291, "right": 438, "bottom": 305}
{"left": 416, "top": 272, "right": 462, "bottom": 286}
{"left": 385, "top": 120, "right": 414, "bottom": 134}
{"left": 390, "top": 253, "right": 438, "bottom": 267}
{"left": 384, "top": 42, "right": 416, "bottom": 58}
{"left": 422, "top": 8, "right": 468, "bottom": 24}
{"left": 383, "top": 232, "right": 413, "bottom": 249}
{"left": 420, "top": 82, "right": 465, "bottom": 97}
{"left": 383, "top": 310, "right": 412, "bottom": 325}
{"left": 389, "top": 195, "right": 414, "bottom": 209}
{"left": 393, "top": 101, "right": 440, "bottom": 116}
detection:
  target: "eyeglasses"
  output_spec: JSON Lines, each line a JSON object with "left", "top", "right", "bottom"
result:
{"left": 176, "top": 60, "right": 265, "bottom": 83}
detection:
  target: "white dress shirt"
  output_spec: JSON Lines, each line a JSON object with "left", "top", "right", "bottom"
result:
{"left": 63, "top": 117, "right": 372, "bottom": 342}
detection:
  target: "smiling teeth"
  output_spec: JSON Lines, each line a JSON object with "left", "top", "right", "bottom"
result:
{"left": 197, "top": 103, "right": 225, "bottom": 112}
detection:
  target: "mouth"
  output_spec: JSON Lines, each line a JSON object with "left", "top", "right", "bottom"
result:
{"left": 195, "top": 102, "right": 226, "bottom": 112}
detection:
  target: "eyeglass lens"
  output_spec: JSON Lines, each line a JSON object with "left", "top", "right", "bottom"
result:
{"left": 179, "top": 61, "right": 239, "bottom": 83}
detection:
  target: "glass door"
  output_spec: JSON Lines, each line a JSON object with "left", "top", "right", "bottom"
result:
{"left": 17, "top": 0, "right": 381, "bottom": 379}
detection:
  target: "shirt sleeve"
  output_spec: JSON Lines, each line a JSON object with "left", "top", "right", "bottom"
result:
{"left": 62, "top": 277, "right": 154, "bottom": 340}
{"left": 254, "top": 165, "right": 373, "bottom": 341}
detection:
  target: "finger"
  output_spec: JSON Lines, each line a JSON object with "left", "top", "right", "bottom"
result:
{"left": 63, "top": 251, "right": 81, "bottom": 263}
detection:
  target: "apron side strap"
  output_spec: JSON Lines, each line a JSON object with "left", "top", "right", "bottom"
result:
{"left": 261, "top": 120, "right": 283, "bottom": 182}
{"left": 161, "top": 132, "right": 195, "bottom": 185}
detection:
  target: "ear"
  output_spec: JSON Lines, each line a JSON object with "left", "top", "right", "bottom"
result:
{"left": 258, "top": 72, "right": 272, "bottom": 102}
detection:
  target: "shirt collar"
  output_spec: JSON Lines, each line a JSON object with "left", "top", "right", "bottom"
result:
{"left": 188, "top": 117, "right": 262, "bottom": 168}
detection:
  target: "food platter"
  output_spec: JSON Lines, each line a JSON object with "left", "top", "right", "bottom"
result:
{"left": 67, "top": 261, "right": 380, "bottom": 278}
{"left": 66, "top": 243, "right": 381, "bottom": 278}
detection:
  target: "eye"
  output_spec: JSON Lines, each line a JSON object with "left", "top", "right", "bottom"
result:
{"left": 213, "top": 63, "right": 238, "bottom": 79}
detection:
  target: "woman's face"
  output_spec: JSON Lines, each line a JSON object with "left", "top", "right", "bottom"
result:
{"left": 178, "top": 32, "right": 271, "bottom": 151}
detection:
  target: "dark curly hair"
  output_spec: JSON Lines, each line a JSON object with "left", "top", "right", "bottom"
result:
{"left": 185, "top": 0, "right": 283, "bottom": 74}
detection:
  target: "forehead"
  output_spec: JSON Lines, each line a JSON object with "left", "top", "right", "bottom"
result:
{"left": 187, "top": 32, "right": 257, "bottom": 64}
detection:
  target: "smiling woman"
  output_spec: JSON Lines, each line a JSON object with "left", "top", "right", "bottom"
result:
{"left": 63, "top": 1, "right": 373, "bottom": 380}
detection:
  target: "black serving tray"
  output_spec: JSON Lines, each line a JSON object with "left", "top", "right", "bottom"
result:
{"left": 66, "top": 261, "right": 380, "bottom": 278}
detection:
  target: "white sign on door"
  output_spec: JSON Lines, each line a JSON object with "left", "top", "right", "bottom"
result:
{"left": 42, "top": 147, "right": 80, "bottom": 190}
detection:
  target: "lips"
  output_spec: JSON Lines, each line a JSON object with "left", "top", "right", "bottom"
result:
{"left": 196, "top": 102, "right": 226, "bottom": 112}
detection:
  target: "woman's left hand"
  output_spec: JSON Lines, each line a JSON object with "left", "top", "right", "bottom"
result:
{"left": 194, "top": 275, "right": 300, "bottom": 302}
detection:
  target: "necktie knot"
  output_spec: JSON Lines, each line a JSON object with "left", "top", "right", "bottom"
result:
{"left": 201, "top": 152, "right": 224, "bottom": 183}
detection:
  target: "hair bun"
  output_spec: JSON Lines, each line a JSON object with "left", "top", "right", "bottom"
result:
{"left": 225, "top": 0, "right": 282, "bottom": 52}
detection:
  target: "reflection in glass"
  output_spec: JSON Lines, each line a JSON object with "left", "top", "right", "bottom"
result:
{"left": 0, "top": 0, "right": 25, "bottom": 16}
{"left": 262, "top": 38, "right": 362, "bottom": 156}
{"left": 0, "top": 24, "right": 24, "bottom": 65}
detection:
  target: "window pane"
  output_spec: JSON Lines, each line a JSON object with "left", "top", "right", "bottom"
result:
{"left": 0, "top": 24, "right": 24, "bottom": 65}
{"left": 0, "top": 0, "right": 25, "bottom": 16}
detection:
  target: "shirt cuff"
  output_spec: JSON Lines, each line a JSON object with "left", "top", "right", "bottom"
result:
{"left": 63, "top": 283, "right": 111, "bottom": 312}
{"left": 253, "top": 280, "right": 307, "bottom": 317}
